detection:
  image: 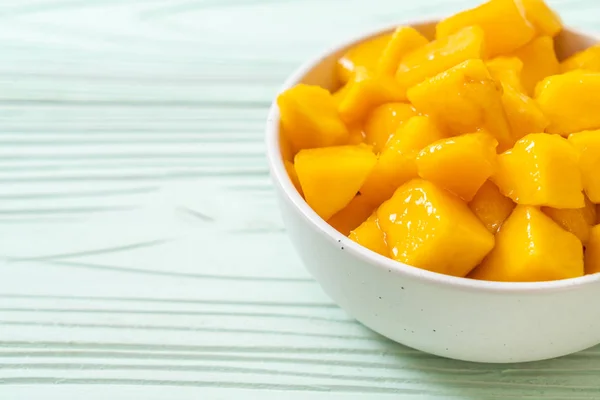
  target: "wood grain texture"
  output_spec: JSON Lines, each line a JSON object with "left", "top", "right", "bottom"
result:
{"left": 1, "top": 0, "right": 600, "bottom": 398}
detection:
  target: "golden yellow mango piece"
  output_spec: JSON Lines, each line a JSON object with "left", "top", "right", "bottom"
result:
{"left": 585, "top": 225, "right": 600, "bottom": 274}
{"left": 416, "top": 132, "right": 498, "bottom": 201}
{"left": 336, "top": 33, "right": 393, "bottom": 84}
{"left": 561, "top": 45, "right": 600, "bottom": 73}
{"left": 469, "top": 180, "right": 515, "bottom": 233}
{"left": 377, "top": 26, "right": 429, "bottom": 76}
{"left": 284, "top": 160, "right": 303, "bottom": 196}
{"left": 377, "top": 179, "right": 494, "bottom": 277}
{"left": 347, "top": 125, "right": 365, "bottom": 145}
{"left": 295, "top": 145, "right": 377, "bottom": 220}
{"left": 278, "top": 84, "right": 349, "bottom": 151}
{"left": 338, "top": 67, "right": 406, "bottom": 125}
{"left": 328, "top": 194, "right": 376, "bottom": 236}
{"left": 387, "top": 115, "right": 447, "bottom": 154}
{"left": 542, "top": 196, "right": 596, "bottom": 245}
{"left": 511, "top": 36, "right": 559, "bottom": 95}
{"left": 486, "top": 56, "right": 526, "bottom": 93}
{"left": 493, "top": 133, "right": 584, "bottom": 208}
{"left": 279, "top": 129, "right": 295, "bottom": 162}
{"left": 470, "top": 206, "right": 584, "bottom": 282}
{"left": 349, "top": 213, "right": 389, "bottom": 257}
{"left": 519, "top": 0, "right": 562, "bottom": 37}
{"left": 396, "top": 26, "right": 484, "bottom": 93}
{"left": 363, "top": 102, "right": 417, "bottom": 153}
{"left": 436, "top": 0, "right": 535, "bottom": 57}
{"left": 535, "top": 70, "right": 600, "bottom": 135}
{"left": 332, "top": 82, "right": 351, "bottom": 105}
{"left": 407, "top": 59, "right": 513, "bottom": 151}
{"left": 501, "top": 83, "right": 549, "bottom": 141}
{"left": 568, "top": 129, "right": 600, "bottom": 203}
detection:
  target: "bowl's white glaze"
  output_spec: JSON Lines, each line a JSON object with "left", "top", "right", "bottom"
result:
{"left": 265, "top": 20, "right": 600, "bottom": 363}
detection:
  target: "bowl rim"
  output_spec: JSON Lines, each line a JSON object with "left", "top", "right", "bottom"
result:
{"left": 265, "top": 20, "right": 600, "bottom": 294}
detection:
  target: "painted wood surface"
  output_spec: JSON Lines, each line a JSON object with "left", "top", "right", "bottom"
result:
{"left": 1, "top": 0, "right": 600, "bottom": 398}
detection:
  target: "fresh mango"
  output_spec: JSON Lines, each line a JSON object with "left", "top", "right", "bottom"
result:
{"left": 585, "top": 224, "right": 600, "bottom": 274}
{"left": 348, "top": 125, "right": 365, "bottom": 145}
{"left": 278, "top": 84, "right": 349, "bottom": 151}
{"left": 493, "top": 133, "right": 584, "bottom": 208}
{"left": 501, "top": 83, "right": 549, "bottom": 141}
{"left": 377, "top": 26, "right": 429, "bottom": 76}
{"left": 387, "top": 116, "right": 447, "bottom": 154}
{"left": 568, "top": 129, "right": 600, "bottom": 203}
{"left": 328, "top": 194, "right": 376, "bottom": 236}
{"left": 295, "top": 144, "right": 377, "bottom": 220}
{"left": 284, "top": 160, "right": 303, "bottom": 196}
{"left": 469, "top": 180, "right": 515, "bottom": 233}
{"left": 363, "top": 102, "right": 417, "bottom": 153}
{"left": 542, "top": 196, "right": 596, "bottom": 245}
{"left": 407, "top": 59, "right": 513, "bottom": 151}
{"left": 336, "top": 33, "right": 393, "bottom": 84}
{"left": 377, "top": 179, "right": 494, "bottom": 277}
{"left": 436, "top": 0, "right": 535, "bottom": 57}
{"left": 519, "top": 0, "right": 562, "bottom": 37}
{"left": 470, "top": 206, "right": 584, "bottom": 282}
{"left": 511, "top": 36, "right": 559, "bottom": 95}
{"left": 535, "top": 70, "right": 600, "bottom": 135}
{"left": 416, "top": 132, "right": 498, "bottom": 201}
{"left": 486, "top": 56, "right": 526, "bottom": 93}
{"left": 349, "top": 213, "right": 389, "bottom": 257}
{"left": 561, "top": 44, "right": 600, "bottom": 73}
{"left": 332, "top": 82, "right": 351, "bottom": 105}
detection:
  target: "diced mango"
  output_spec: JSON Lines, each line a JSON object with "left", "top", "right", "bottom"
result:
{"left": 336, "top": 33, "right": 393, "bottom": 84}
{"left": 436, "top": 0, "right": 535, "bottom": 57}
{"left": 332, "top": 82, "right": 351, "bottom": 105}
{"left": 585, "top": 225, "right": 600, "bottom": 274}
{"left": 469, "top": 180, "right": 515, "bottom": 233}
{"left": 338, "top": 67, "right": 406, "bottom": 124}
{"left": 348, "top": 125, "right": 365, "bottom": 145}
{"left": 511, "top": 36, "right": 559, "bottom": 95}
{"left": 363, "top": 102, "right": 417, "bottom": 153}
{"left": 568, "top": 129, "right": 600, "bottom": 203}
{"left": 542, "top": 196, "right": 596, "bottom": 245}
{"left": 493, "top": 133, "right": 584, "bottom": 208}
{"left": 377, "top": 26, "right": 429, "bottom": 76}
{"left": 416, "top": 132, "right": 498, "bottom": 201}
{"left": 407, "top": 59, "right": 513, "bottom": 151}
{"left": 349, "top": 213, "right": 389, "bottom": 257}
{"left": 470, "top": 206, "right": 584, "bottom": 282}
{"left": 377, "top": 179, "right": 494, "bottom": 277}
{"left": 501, "top": 83, "right": 549, "bottom": 141}
{"left": 486, "top": 56, "right": 526, "bottom": 93}
{"left": 280, "top": 129, "right": 295, "bottom": 162}
{"left": 535, "top": 70, "right": 600, "bottom": 135}
{"left": 278, "top": 84, "right": 349, "bottom": 151}
{"left": 387, "top": 116, "right": 447, "bottom": 154}
{"left": 295, "top": 145, "right": 377, "bottom": 220}
{"left": 284, "top": 160, "right": 303, "bottom": 196}
{"left": 328, "top": 194, "right": 376, "bottom": 236}
{"left": 520, "top": 0, "right": 562, "bottom": 37}
{"left": 396, "top": 26, "right": 485, "bottom": 93}
{"left": 561, "top": 44, "right": 600, "bottom": 73}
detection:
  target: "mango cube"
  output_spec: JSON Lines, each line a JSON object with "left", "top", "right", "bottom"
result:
{"left": 470, "top": 206, "right": 584, "bottom": 282}
{"left": 585, "top": 225, "right": 600, "bottom": 274}
{"left": 486, "top": 56, "right": 526, "bottom": 93}
{"left": 520, "top": 0, "right": 562, "bottom": 37}
{"left": 535, "top": 70, "right": 600, "bottom": 135}
{"left": 501, "top": 83, "right": 549, "bottom": 141}
{"left": 328, "top": 194, "right": 376, "bottom": 236}
{"left": 363, "top": 102, "right": 417, "bottom": 153}
{"left": 388, "top": 116, "right": 447, "bottom": 155}
{"left": 511, "top": 36, "right": 559, "bottom": 95}
{"left": 407, "top": 59, "right": 512, "bottom": 151}
{"left": 336, "top": 33, "right": 393, "bottom": 84}
{"left": 349, "top": 213, "right": 389, "bottom": 257}
{"left": 347, "top": 125, "right": 365, "bottom": 145}
{"left": 396, "top": 26, "right": 484, "bottom": 92}
{"left": 377, "top": 26, "right": 429, "bottom": 76}
{"left": 493, "top": 133, "right": 584, "bottom": 208}
{"left": 469, "top": 180, "right": 515, "bottom": 233}
{"left": 295, "top": 145, "right": 377, "bottom": 220}
{"left": 416, "top": 132, "right": 498, "bottom": 201}
{"left": 568, "top": 130, "right": 600, "bottom": 203}
{"left": 377, "top": 179, "right": 494, "bottom": 277}
{"left": 436, "top": 0, "right": 535, "bottom": 57}
{"left": 284, "top": 160, "right": 303, "bottom": 196}
{"left": 278, "top": 84, "right": 349, "bottom": 151}
{"left": 561, "top": 44, "right": 600, "bottom": 73}
{"left": 542, "top": 196, "right": 597, "bottom": 245}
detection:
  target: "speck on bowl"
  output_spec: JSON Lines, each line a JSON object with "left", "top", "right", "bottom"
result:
{"left": 265, "top": 20, "right": 600, "bottom": 363}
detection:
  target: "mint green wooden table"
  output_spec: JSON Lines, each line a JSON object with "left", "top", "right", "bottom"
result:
{"left": 1, "top": 0, "right": 599, "bottom": 398}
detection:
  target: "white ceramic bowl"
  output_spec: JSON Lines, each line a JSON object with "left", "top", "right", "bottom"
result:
{"left": 266, "top": 20, "right": 600, "bottom": 363}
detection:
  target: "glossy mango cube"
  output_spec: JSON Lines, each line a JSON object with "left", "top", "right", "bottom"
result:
{"left": 363, "top": 102, "right": 417, "bottom": 153}
{"left": 284, "top": 160, "right": 303, "bottom": 196}
{"left": 388, "top": 116, "right": 447, "bottom": 155}
{"left": 568, "top": 130, "right": 600, "bottom": 203}
{"left": 501, "top": 83, "right": 549, "bottom": 141}
{"left": 542, "top": 196, "right": 597, "bottom": 245}
{"left": 470, "top": 206, "right": 584, "bottom": 282}
{"left": 561, "top": 44, "right": 600, "bottom": 73}
{"left": 377, "top": 179, "right": 494, "bottom": 277}
{"left": 396, "top": 26, "right": 484, "bottom": 92}
{"left": 486, "top": 56, "right": 526, "bottom": 93}
{"left": 347, "top": 125, "right": 365, "bottom": 145}
{"left": 349, "top": 213, "right": 389, "bottom": 257}
{"left": 535, "top": 71, "right": 600, "bottom": 135}
{"left": 469, "top": 180, "right": 515, "bottom": 233}
{"left": 493, "top": 133, "right": 584, "bottom": 208}
{"left": 416, "top": 132, "right": 498, "bottom": 201}
{"left": 511, "top": 36, "right": 559, "bottom": 95}
{"left": 278, "top": 84, "right": 349, "bottom": 151}
{"left": 332, "top": 82, "right": 351, "bottom": 105}
{"left": 295, "top": 145, "right": 377, "bottom": 220}
{"left": 585, "top": 225, "right": 600, "bottom": 274}
{"left": 520, "top": 0, "right": 562, "bottom": 37}
{"left": 336, "top": 33, "right": 393, "bottom": 84}
{"left": 328, "top": 194, "right": 376, "bottom": 236}
{"left": 436, "top": 0, "right": 535, "bottom": 57}
{"left": 338, "top": 67, "right": 406, "bottom": 124}
{"left": 377, "top": 26, "right": 429, "bottom": 76}
{"left": 407, "top": 59, "right": 513, "bottom": 151}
